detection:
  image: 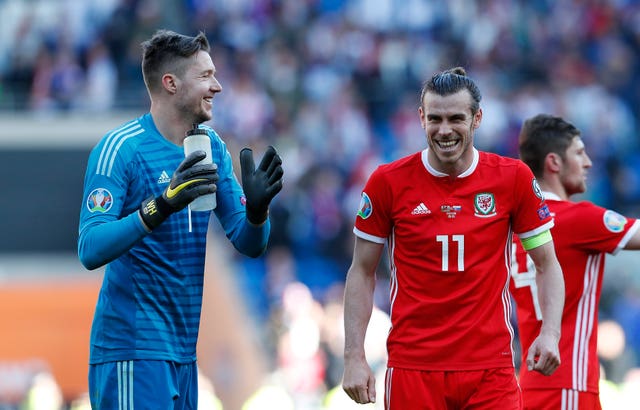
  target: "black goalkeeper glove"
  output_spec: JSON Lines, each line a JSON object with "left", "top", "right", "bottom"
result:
{"left": 240, "top": 146, "right": 284, "bottom": 225}
{"left": 139, "top": 150, "right": 219, "bottom": 230}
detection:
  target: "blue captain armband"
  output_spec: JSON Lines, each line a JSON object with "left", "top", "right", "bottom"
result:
{"left": 520, "top": 229, "right": 552, "bottom": 251}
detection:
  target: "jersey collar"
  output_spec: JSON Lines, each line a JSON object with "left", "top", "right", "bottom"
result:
{"left": 541, "top": 191, "right": 562, "bottom": 201}
{"left": 422, "top": 147, "right": 479, "bottom": 178}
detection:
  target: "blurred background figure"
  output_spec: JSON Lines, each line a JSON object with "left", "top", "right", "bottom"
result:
{"left": 1, "top": 0, "right": 639, "bottom": 408}
{"left": 0, "top": 361, "right": 62, "bottom": 410}
{"left": 21, "top": 370, "right": 64, "bottom": 410}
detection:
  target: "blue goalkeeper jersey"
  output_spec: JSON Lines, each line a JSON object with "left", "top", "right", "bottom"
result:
{"left": 78, "top": 113, "right": 269, "bottom": 364}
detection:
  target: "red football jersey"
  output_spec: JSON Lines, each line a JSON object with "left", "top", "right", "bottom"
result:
{"left": 510, "top": 192, "right": 640, "bottom": 393}
{"left": 355, "top": 149, "right": 553, "bottom": 371}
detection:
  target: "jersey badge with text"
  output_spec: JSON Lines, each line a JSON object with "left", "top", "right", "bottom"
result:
{"left": 474, "top": 193, "right": 496, "bottom": 217}
{"left": 441, "top": 205, "right": 462, "bottom": 218}
{"left": 537, "top": 204, "right": 551, "bottom": 220}
{"left": 532, "top": 178, "right": 544, "bottom": 201}
{"left": 603, "top": 210, "right": 627, "bottom": 233}
{"left": 87, "top": 188, "right": 113, "bottom": 213}
{"left": 357, "top": 192, "right": 373, "bottom": 219}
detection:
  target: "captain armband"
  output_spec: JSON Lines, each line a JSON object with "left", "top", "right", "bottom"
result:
{"left": 520, "top": 229, "right": 552, "bottom": 251}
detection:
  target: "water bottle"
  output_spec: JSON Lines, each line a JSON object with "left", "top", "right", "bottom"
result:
{"left": 183, "top": 124, "right": 217, "bottom": 211}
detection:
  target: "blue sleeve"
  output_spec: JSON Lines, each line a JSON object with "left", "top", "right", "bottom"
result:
{"left": 78, "top": 212, "right": 148, "bottom": 270}
{"left": 209, "top": 131, "right": 270, "bottom": 257}
{"left": 78, "top": 133, "right": 148, "bottom": 270}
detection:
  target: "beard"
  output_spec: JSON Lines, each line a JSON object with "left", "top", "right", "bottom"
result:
{"left": 193, "top": 109, "right": 211, "bottom": 125}
{"left": 176, "top": 97, "right": 212, "bottom": 125}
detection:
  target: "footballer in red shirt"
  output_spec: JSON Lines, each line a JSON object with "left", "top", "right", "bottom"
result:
{"left": 342, "top": 68, "right": 565, "bottom": 410}
{"left": 510, "top": 114, "right": 640, "bottom": 410}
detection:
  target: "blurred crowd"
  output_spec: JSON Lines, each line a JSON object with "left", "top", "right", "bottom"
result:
{"left": 2, "top": 0, "right": 640, "bottom": 408}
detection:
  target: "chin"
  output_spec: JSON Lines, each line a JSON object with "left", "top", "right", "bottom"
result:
{"left": 195, "top": 112, "right": 212, "bottom": 124}
{"left": 571, "top": 186, "right": 587, "bottom": 196}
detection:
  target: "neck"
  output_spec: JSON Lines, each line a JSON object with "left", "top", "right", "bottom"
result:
{"left": 150, "top": 103, "right": 192, "bottom": 146}
{"left": 427, "top": 147, "right": 475, "bottom": 177}
{"left": 538, "top": 177, "right": 569, "bottom": 201}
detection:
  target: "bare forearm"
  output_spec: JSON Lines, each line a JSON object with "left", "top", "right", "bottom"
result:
{"left": 536, "top": 259, "right": 564, "bottom": 337}
{"left": 343, "top": 267, "right": 376, "bottom": 360}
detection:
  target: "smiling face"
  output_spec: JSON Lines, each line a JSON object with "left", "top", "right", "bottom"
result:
{"left": 558, "top": 136, "right": 592, "bottom": 196}
{"left": 173, "top": 50, "right": 222, "bottom": 124}
{"left": 419, "top": 89, "right": 482, "bottom": 175}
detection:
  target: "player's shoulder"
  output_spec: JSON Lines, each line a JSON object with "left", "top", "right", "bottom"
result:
{"left": 478, "top": 151, "right": 523, "bottom": 168}
{"left": 477, "top": 151, "right": 531, "bottom": 182}
{"left": 95, "top": 114, "right": 148, "bottom": 151}
{"left": 555, "top": 199, "right": 609, "bottom": 219}
{"left": 555, "top": 200, "right": 632, "bottom": 235}
{"left": 198, "top": 123, "right": 221, "bottom": 139}
{"left": 553, "top": 199, "right": 601, "bottom": 212}
{"left": 550, "top": 199, "right": 611, "bottom": 227}
{"left": 89, "top": 114, "right": 151, "bottom": 172}
{"left": 375, "top": 151, "right": 421, "bottom": 175}
{"left": 197, "top": 123, "right": 228, "bottom": 151}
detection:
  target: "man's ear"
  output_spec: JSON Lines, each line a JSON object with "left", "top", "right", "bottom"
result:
{"left": 418, "top": 106, "right": 426, "bottom": 129}
{"left": 161, "top": 73, "right": 178, "bottom": 94}
{"left": 546, "top": 152, "right": 562, "bottom": 173}
{"left": 472, "top": 108, "right": 482, "bottom": 129}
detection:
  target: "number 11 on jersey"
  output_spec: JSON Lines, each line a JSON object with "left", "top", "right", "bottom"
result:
{"left": 436, "top": 234, "right": 465, "bottom": 271}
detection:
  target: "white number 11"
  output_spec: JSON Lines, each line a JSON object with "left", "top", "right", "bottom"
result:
{"left": 436, "top": 235, "right": 465, "bottom": 271}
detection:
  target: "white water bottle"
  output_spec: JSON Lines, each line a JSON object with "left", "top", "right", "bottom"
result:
{"left": 183, "top": 124, "right": 217, "bottom": 211}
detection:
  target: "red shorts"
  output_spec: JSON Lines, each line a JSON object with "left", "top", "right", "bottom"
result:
{"left": 384, "top": 367, "right": 522, "bottom": 410}
{"left": 522, "top": 388, "right": 601, "bottom": 410}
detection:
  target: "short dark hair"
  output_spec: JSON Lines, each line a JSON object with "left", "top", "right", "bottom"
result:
{"left": 518, "top": 114, "right": 581, "bottom": 178}
{"left": 419, "top": 67, "right": 482, "bottom": 115}
{"left": 141, "top": 30, "right": 210, "bottom": 93}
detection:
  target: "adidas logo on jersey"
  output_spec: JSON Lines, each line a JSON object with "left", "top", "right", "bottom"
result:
{"left": 157, "top": 171, "right": 171, "bottom": 184}
{"left": 411, "top": 203, "right": 431, "bottom": 215}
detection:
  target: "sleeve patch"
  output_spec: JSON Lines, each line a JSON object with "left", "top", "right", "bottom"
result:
{"left": 357, "top": 192, "right": 373, "bottom": 219}
{"left": 532, "top": 178, "right": 544, "bottom": 200}
{"left": 537, "top": 204, "right": 551, "bottom": 220}
{"left": 87, "top": 188, "right": 114, "bottom": 213}
{"left": 603, "top": 210, "right": 627, "bottom": 233}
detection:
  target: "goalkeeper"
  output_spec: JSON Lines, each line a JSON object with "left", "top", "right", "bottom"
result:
{"left": 77, "top": 30, "right": 283, "bottom": 409}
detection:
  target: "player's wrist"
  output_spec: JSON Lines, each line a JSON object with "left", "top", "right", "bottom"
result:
{"left": 539, "top": 326, "right": 561, "bottom": 341}
{"left": 245, "top": 203, "right": 268, "bottom": 226}
{"left": 343, "top": 345, "right": 367, "bottom": 362}
{"left": 139, "top": 194, "right": 173, "bottom": 230}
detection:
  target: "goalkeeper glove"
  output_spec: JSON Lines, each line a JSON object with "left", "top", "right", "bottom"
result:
{"left": 240, "top": 146, "right": 284, "bottom": 225}
{"left": 139, "top": 150, "right": 218, "bottom": 230}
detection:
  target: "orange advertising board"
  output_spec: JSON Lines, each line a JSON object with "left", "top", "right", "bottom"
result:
{"left": 0, "top": 276, "right": 101, "bottom": 402}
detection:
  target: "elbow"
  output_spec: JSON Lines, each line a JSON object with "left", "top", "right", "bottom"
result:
{"left": 237, "top": 243, "right": 267, "bottom": 259}
{"left": 78, "top": 247, "right": 103, "bottom": 271}
{"left": 249, "top": 246, "right": 267, "bottom": 259}
{"left": 78, "top": 235, "right": 105, "bottom": 271}
{"left": 81, "top": 259, "right": 102, "bottom": 271}
{"left": 228, "top": 218, "right": 270, "bottom": 258}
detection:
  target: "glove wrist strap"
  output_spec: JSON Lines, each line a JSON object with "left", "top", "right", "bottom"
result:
{"left": 140, "top": 195, "right": 172, "bottom": 230}
{"left": 246, "top": 204, "right": 268, "bottom": 226}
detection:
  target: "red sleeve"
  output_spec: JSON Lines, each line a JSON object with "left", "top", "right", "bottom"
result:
{"left": 511, "top": 160, "right": 553, "bottom": 237}
{"left": 558, "top": 201, "right": 638, "bottom": 254}
{"left": 354, "top": 165, "right": 393, "bottom": 242}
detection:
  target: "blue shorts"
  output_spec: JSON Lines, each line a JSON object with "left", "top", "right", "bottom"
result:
{"left": 89, "top": 360, "right": 198, "bottom": 409}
